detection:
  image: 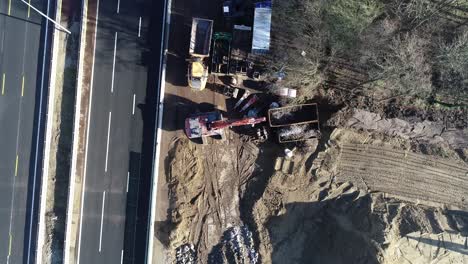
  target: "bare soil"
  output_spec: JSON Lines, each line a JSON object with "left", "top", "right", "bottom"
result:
{"left": 165, "top": 123, "right": 468, "bottom": 264}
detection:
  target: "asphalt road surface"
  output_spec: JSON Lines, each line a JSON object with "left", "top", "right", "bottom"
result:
{"left": 0, "top": 0, "right": 50, "bottom": 263}
{"left": 76, "top": 0, "right": 151, "bottom": 262}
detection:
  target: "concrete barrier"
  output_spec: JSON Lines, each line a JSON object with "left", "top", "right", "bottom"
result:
{"left": 146, "top": 0, "right": 172, "bottom": 263}
{"left": 64, "top": 0, "right": 89, "bottom": 262}
{"left": 35, "top": 0, "right": 62, "bottom": 263}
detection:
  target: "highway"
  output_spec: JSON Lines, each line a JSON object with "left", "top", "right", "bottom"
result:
{"left": 76, "top": 0, "right": 151, "bottom": 262}
{"left": 0, "top": 0, "right": 51, "bottom": 263}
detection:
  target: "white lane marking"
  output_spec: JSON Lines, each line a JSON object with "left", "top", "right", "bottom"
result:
{"left": 138, "top": 17, "right": 142, "bottom": 37}
{"left": 126, "top": 172, "right": 129, "bottom": 192}
{"left": 99, "top": 191, "right": 106, "bottom": 252}
{"left": 105, "top": 111, "right": 112, "bottom": 172}
{"left": 132, "top": 94, "right": 136, "bottom": 115}
{"left": 120, "top": 249, "right": 124, "bottom": 264}
{"left": 111, "top": 32, "right": 117, "bottom": 93}
{"left": 77, "top": 0, "right": 100, "bottom": 262}
{"left": 116, "top": 0, "right": 120, "bottom": 13}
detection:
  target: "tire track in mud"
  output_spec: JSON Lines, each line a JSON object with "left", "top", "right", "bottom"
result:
{"left": 337, "top": 143, "right": 468, "bottom": 209}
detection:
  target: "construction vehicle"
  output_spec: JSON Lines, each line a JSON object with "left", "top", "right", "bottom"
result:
{"left": 211, "top": 32, "right": 232, "bottom": 75}
{"left": 188, "top": 18, "right": 213, "bottom": 90}
{"left": 185, "top": 111, "right": 266, "bottom": 144}
{"left": 268, "top": 103, "right": 320, "bottom": 143}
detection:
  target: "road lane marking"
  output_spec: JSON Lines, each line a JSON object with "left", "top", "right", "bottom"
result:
{"left": 99, "top": 191, "right": 106, "bottom": 252}
{"left": 132, "top": 94, "right": 135, "bottom": 115}
{"left": 8, "top": 233, "right": 12, "bottom": 256}
{"left": 116, "top": 0, "right": 120, "bottom": 13}
{"left": 1, "top": 73, "right": 4, "bottom": 95}
{"left": 126, "top": 172, "right": 129, "bottom": 192}
{"left": 8, "top": 0, "right": 11, "bottom": 16}
{"left": 77, "top": 0, "right": 100, "bottom": 261}
{"left": 105, "top": 111, "right": 112, "bottom": 172}
{"left": 27, "top": 0, "right": 31, "bottom": 18}
{"left": 138, "top": 17, "right": 142, "bottom": 37}
{"left": 15, "top": 155, "right": 18, "bottom": 176}
{"left": 120, "top": 249, "right": 124, "bottom": 264}
{"left": 21, "top": 76, "right": 25, "bottom": 97}
{"left": 111, "top": 32, "right": 117, "bottom": 93}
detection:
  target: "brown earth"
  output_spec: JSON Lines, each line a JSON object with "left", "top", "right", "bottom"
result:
{"left": 163, "top": 125, "right": 468, "bottom": 264}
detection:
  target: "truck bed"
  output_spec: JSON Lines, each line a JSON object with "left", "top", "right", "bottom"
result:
{"left": 190, "top": 18, "right": 214, "bottom": 56}
{"left": 268, "top": 103, "right": 319, "bottom": 127}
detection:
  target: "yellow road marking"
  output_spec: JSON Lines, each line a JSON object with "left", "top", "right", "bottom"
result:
{"left": 8, "top": 233, "right": 12, "bottom": 256}
{"left": 28, "top": 0, "right": 31, "bottom": 18}
{"left": 2, "top": 73, "right": 5, "bottom": 95}
{"left": 15, "top": 155, "right": 18, "bottom": 177}
{"left": 8, "top": 0, "right": 11, "bottom": 16}
{"left": 21, "top": 76, "right": 24, "bottom": 97}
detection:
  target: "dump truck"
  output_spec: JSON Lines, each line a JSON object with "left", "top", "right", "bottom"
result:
{"left": 188, "top": 18, "right": 214, "bottom": 91}
{"left": 268, "top": 103, "right": 320, "bottom": 143}
{"left": 185, "top": 111, "right": 266, "bottom": 144}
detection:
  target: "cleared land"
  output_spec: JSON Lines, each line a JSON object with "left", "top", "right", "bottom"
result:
{"left": 337, "top": 143, "right": 468, "bottom": 209}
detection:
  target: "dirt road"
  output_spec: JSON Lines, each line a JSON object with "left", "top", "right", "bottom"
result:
{"left": 153, "top": 0, "right": 228, "bottom": 261}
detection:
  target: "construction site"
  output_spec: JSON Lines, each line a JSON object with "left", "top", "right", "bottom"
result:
{"left": 153, "top": 0, "right": 468, "bottom": 263}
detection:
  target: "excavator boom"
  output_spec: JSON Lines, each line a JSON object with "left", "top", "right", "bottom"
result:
{"left": 210, "top": 117, "right": 266, "bottom": 130}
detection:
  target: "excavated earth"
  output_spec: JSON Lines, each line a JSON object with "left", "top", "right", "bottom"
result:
{"left": 165, "top": 110, "right": 468, "bottom": 264}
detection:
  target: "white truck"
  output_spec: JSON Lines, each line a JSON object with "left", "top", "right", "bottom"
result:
{"left": 188, "top": 18, "right": 213, "bottom": 91}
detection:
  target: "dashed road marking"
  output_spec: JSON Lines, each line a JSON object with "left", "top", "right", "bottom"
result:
{"left": 138, "top": 17, "right": 141, "bottom": 37}
{"left": 132, "top": 94, "right": 135, "bottom": 115}
{"left": 105, "top": 111, "right": 112, "bottom": 172}
{"left": 2, "top": 73, "right": 5, "bottom": 95}
{"left": 21, "top": 75, "right": 25, "bottom": 97}
{"left": 111, "top": 32, "right": 117, "bottom": 93}
{"left": 99, "top": 191, "right": 106, "bottom": 252}
{"left": 27, "top": 0, "right": 31, "bottom": 18}
{"left": 15, "top": 155, "right": 18, "bottom": 177}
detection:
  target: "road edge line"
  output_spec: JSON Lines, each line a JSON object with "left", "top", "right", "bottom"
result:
{"left": 146, "top": 0, "right": 171, "bottom": 262}
{"left": 35, "top": 0, "right": 62, "bottom": 263}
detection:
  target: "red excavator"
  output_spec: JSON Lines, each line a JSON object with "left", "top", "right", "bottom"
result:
{"left": 185, "top": 111, "right": 266, "bottom": 143}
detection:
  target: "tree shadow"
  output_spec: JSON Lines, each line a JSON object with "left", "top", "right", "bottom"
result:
{"left": 406, "top": 234, "right": 468, "bottom": 255}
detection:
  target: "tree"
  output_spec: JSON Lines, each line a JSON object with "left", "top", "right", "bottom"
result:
{"left": 324, "top": 0, "right": 384, "bottom": 52}
{"left": 434, "top": 30, "right": 468, "bottom": 103}
{"left": 368, "top": 33, "right": 433, "bottom": 98}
